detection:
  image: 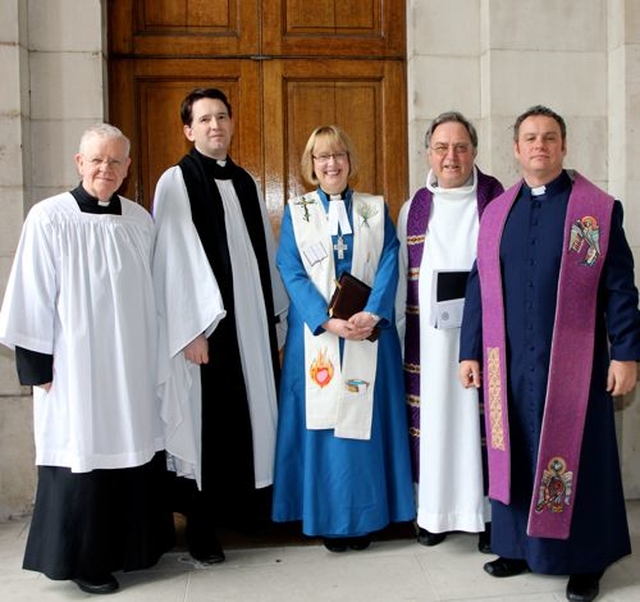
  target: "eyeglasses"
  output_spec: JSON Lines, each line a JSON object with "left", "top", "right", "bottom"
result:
{"left": 84, "top": 156, "right": 126, "bottom": 168}
{"left": 312, "top": 152, "right": 348, "bottom": 164}
{"left": 429, "top": 143, "right": 472, "bottom": 156}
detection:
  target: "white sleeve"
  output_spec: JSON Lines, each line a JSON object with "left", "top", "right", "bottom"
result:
{"left": 152, "top": 167, "right": 226, "bottom": 358}
{"left": 0, "top": 206, "right": 57, "bottom": 353}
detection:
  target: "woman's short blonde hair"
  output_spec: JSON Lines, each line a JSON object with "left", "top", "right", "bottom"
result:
{"left": 300, "top": 125, "right": 359, "bottom": 187}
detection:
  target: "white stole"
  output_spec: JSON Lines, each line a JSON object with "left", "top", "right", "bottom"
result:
{"left": 289, "top": 190, "right": 384, "bottom": 439}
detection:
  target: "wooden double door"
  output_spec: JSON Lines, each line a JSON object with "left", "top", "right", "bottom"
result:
{"left": 107, "top": 0, "right": 408, "bottom": 227}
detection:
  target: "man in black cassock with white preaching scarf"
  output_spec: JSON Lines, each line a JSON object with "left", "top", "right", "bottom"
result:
{"left": 153, "top": 88, "right": 288, "bottom": 564}
{"left": 0, "top": 124, "right": 175, "bottom": 595}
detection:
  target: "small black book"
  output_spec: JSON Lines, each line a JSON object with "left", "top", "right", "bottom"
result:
{"left": 435, "top": 270, "right": 470, "bottom": 302}
{"left": 328, "top": 272, "right": 380, "bottom": 342}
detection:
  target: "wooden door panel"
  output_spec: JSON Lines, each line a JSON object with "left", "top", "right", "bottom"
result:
{"left": 263, "top": 0, "right": 404, "bottom": 57}
{"left": 263, "top": 60, "right": 407, "bottom": 222}
{"left": 108, "top": 0, "right": 259, "bottom": 56}
{"left": 108, "top": 59, "right": 262, "bottom": 210}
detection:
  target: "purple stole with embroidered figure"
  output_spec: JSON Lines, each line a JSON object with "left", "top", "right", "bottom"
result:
{"left": 404, "top": 168, "right": 504, "bottom": 481}
{"left": 477, "top": 171, "right": 614, "bottom": 539}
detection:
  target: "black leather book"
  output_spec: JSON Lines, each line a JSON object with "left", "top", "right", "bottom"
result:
{"left": 328, "top": 272, "right": 379, "bottom": 342}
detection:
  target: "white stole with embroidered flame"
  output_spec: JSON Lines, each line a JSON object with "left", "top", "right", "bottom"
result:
{"left": 289, "top": 190, "right": 384, "bottom": 440}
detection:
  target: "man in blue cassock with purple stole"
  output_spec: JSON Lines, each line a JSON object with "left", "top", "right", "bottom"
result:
{"left": 460, "top": 106, "right": 640, "bottom": 602}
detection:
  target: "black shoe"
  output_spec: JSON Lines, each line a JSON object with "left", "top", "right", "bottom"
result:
{"left": 478, "top": 523, "right": 492, "bottom": 554}
{"left": 347, "top": 535, "right": 371, "bottom": 551}
{"left": 185, "top": 503, "right": 226, "bottom": 564}
{"left": 323, "top": 537, "right": 348, "bottom": 552}
{"left": 72, "top": 574, "right": 119, "bottom": 595}
{"left": 186, "top": 521, "right": 225, "bottom": 564}
{"left": 483, "top": 557, "right": 530, "bottom": 578}
{"left": 566, "top": 572, "right": 602, "bottom": 602}
{"left": 188, "top": 536, "right": 226, "bottom": 564}
{"left": 417, "top": 527, "right": 446, "bottom": 546}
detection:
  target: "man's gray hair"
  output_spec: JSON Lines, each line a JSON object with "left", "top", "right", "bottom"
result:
{"left": 424, "top": 111, "right": 479, "bottom": 149}
{"left": 79, "top": 123, "right": 131, "bottom": 156}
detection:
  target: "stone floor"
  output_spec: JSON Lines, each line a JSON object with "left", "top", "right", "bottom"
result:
{"left": 0, "top": 501, "right": 638, "bottom": 601}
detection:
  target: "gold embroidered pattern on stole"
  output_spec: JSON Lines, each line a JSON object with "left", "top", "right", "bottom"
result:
{"left": 406, "top": 393, "right": 420, "bottom": 407}
{"left": 404, "top": 362, "right": 420, "bottom": 375}
{"left": 406, "top": 304, "right": 419, "bottom": 315}
{"left": 486, "top": 347, "right": 506, "bottom": 450}
{"left": 408, "top": 267, "right": 420, "bottom": 281}
{"left": 407, "top": 234, "right": 425, "bottom": 245}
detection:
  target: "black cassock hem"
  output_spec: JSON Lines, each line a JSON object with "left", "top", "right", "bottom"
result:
{"left": 23, "top": 452, "right": 175, "bottom": 580}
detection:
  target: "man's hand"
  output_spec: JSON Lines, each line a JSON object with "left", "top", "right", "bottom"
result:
{"left": 459, "top": 360, "right": 482, "bottom": 389}
{"left": 606, "top": 359, "right": 638, "bottom": 397}
{"left": 183, "top": 333, "right": 209, "bottom": 364}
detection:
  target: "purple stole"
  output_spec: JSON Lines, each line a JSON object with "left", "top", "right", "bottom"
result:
{"left": 478, "top": 172, "right": 614, "bottom": 539}
{"left": 404, "top": 169, "right": 504, "bottom": 481}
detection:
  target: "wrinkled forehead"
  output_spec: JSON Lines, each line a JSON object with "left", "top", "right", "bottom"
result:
{"left": 430, "top": 121, "right": 473, "bottom": 143}
{"left": 81, "top": 134, "right": 129, "bottom": 157}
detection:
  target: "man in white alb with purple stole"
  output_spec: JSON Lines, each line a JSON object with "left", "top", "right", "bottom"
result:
{"left": 397, "top": 112, "right": 503, "bottom": 552}
{"left": 460, "top": 106, "right": 640, "bottom": 602}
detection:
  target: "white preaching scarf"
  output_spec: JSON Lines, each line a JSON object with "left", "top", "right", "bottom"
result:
{"left": 289, "top": 190, "right": 384, "bottom": 440}
{"left": 217, "top": 179, "right": 281, "bottom": 487}
{"left": 0, "top": 193, "right": 164, "bottom": 472}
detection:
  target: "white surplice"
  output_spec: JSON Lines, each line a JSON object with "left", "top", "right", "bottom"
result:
{"left": 0, "top": 193, "right": 164, "bottom": 472}
{"left": 153, "top": 166, "right": 287, "bottom": 489}
{"left": 397, "top": 168, "right": 490, "bottom": 533}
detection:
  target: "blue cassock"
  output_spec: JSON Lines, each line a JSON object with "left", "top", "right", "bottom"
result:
{"left": 272, "top": 187, "right": 416, "bottom": 537}
{"left": 461, "top": 170, "right": 640, "bottom": 574}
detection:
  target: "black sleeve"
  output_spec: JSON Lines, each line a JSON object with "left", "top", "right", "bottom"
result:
{"left": 15, "top": 346, "right": 53, "bottom": 386}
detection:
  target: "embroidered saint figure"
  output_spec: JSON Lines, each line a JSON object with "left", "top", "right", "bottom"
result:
{"left": 569, "top": 215, "right": 601, "bottom": 266}
{"left": 535, "top": 456, "right": 574, "bottom": 514}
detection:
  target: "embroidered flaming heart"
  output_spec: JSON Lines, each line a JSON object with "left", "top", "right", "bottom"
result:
{"left": 309, "top": 348, "right": 334, "bottom": 388}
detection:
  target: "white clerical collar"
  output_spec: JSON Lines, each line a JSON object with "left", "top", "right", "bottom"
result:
{"left": 327, "top": 195, "right": 352, "bottom": 236}
{"left": 216, "top": 159, "right": 227, "bottom": 167}
{"left": 98, "top": 200, "right": 111, "bottom": 207}
{"left": 531, "top": 185, "right": 546, "bottom": 196}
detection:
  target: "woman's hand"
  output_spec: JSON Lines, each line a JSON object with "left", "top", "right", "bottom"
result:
{"left": 322, "top": 317, "right": 372, "bottom": 341}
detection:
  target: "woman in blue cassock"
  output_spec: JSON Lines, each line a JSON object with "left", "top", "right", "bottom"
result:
{"left": 272, "top": 125, "right": 415, "bottom": 551}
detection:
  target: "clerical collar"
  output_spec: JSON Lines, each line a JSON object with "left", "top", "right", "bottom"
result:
{"left": 523, "top": 170, "right": 571, "bottom": 199}
{"left": 317, "top": 187, "right": 351, "bottom": 204}
{"left": 71, "top": 183, "right": 121, "bottom": 215}
{"left": 192, "top": 148, "right": 235, "bottom": 180}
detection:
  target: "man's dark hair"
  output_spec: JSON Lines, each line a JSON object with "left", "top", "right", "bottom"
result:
{"left": 513, "top": 105, "right": 566, "bottom": 142}
{"left": 180, "top": 88, "right": 233, "bottom": 125}
{"left": 424, "top": 111, "right": 479, "bottom": 149}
